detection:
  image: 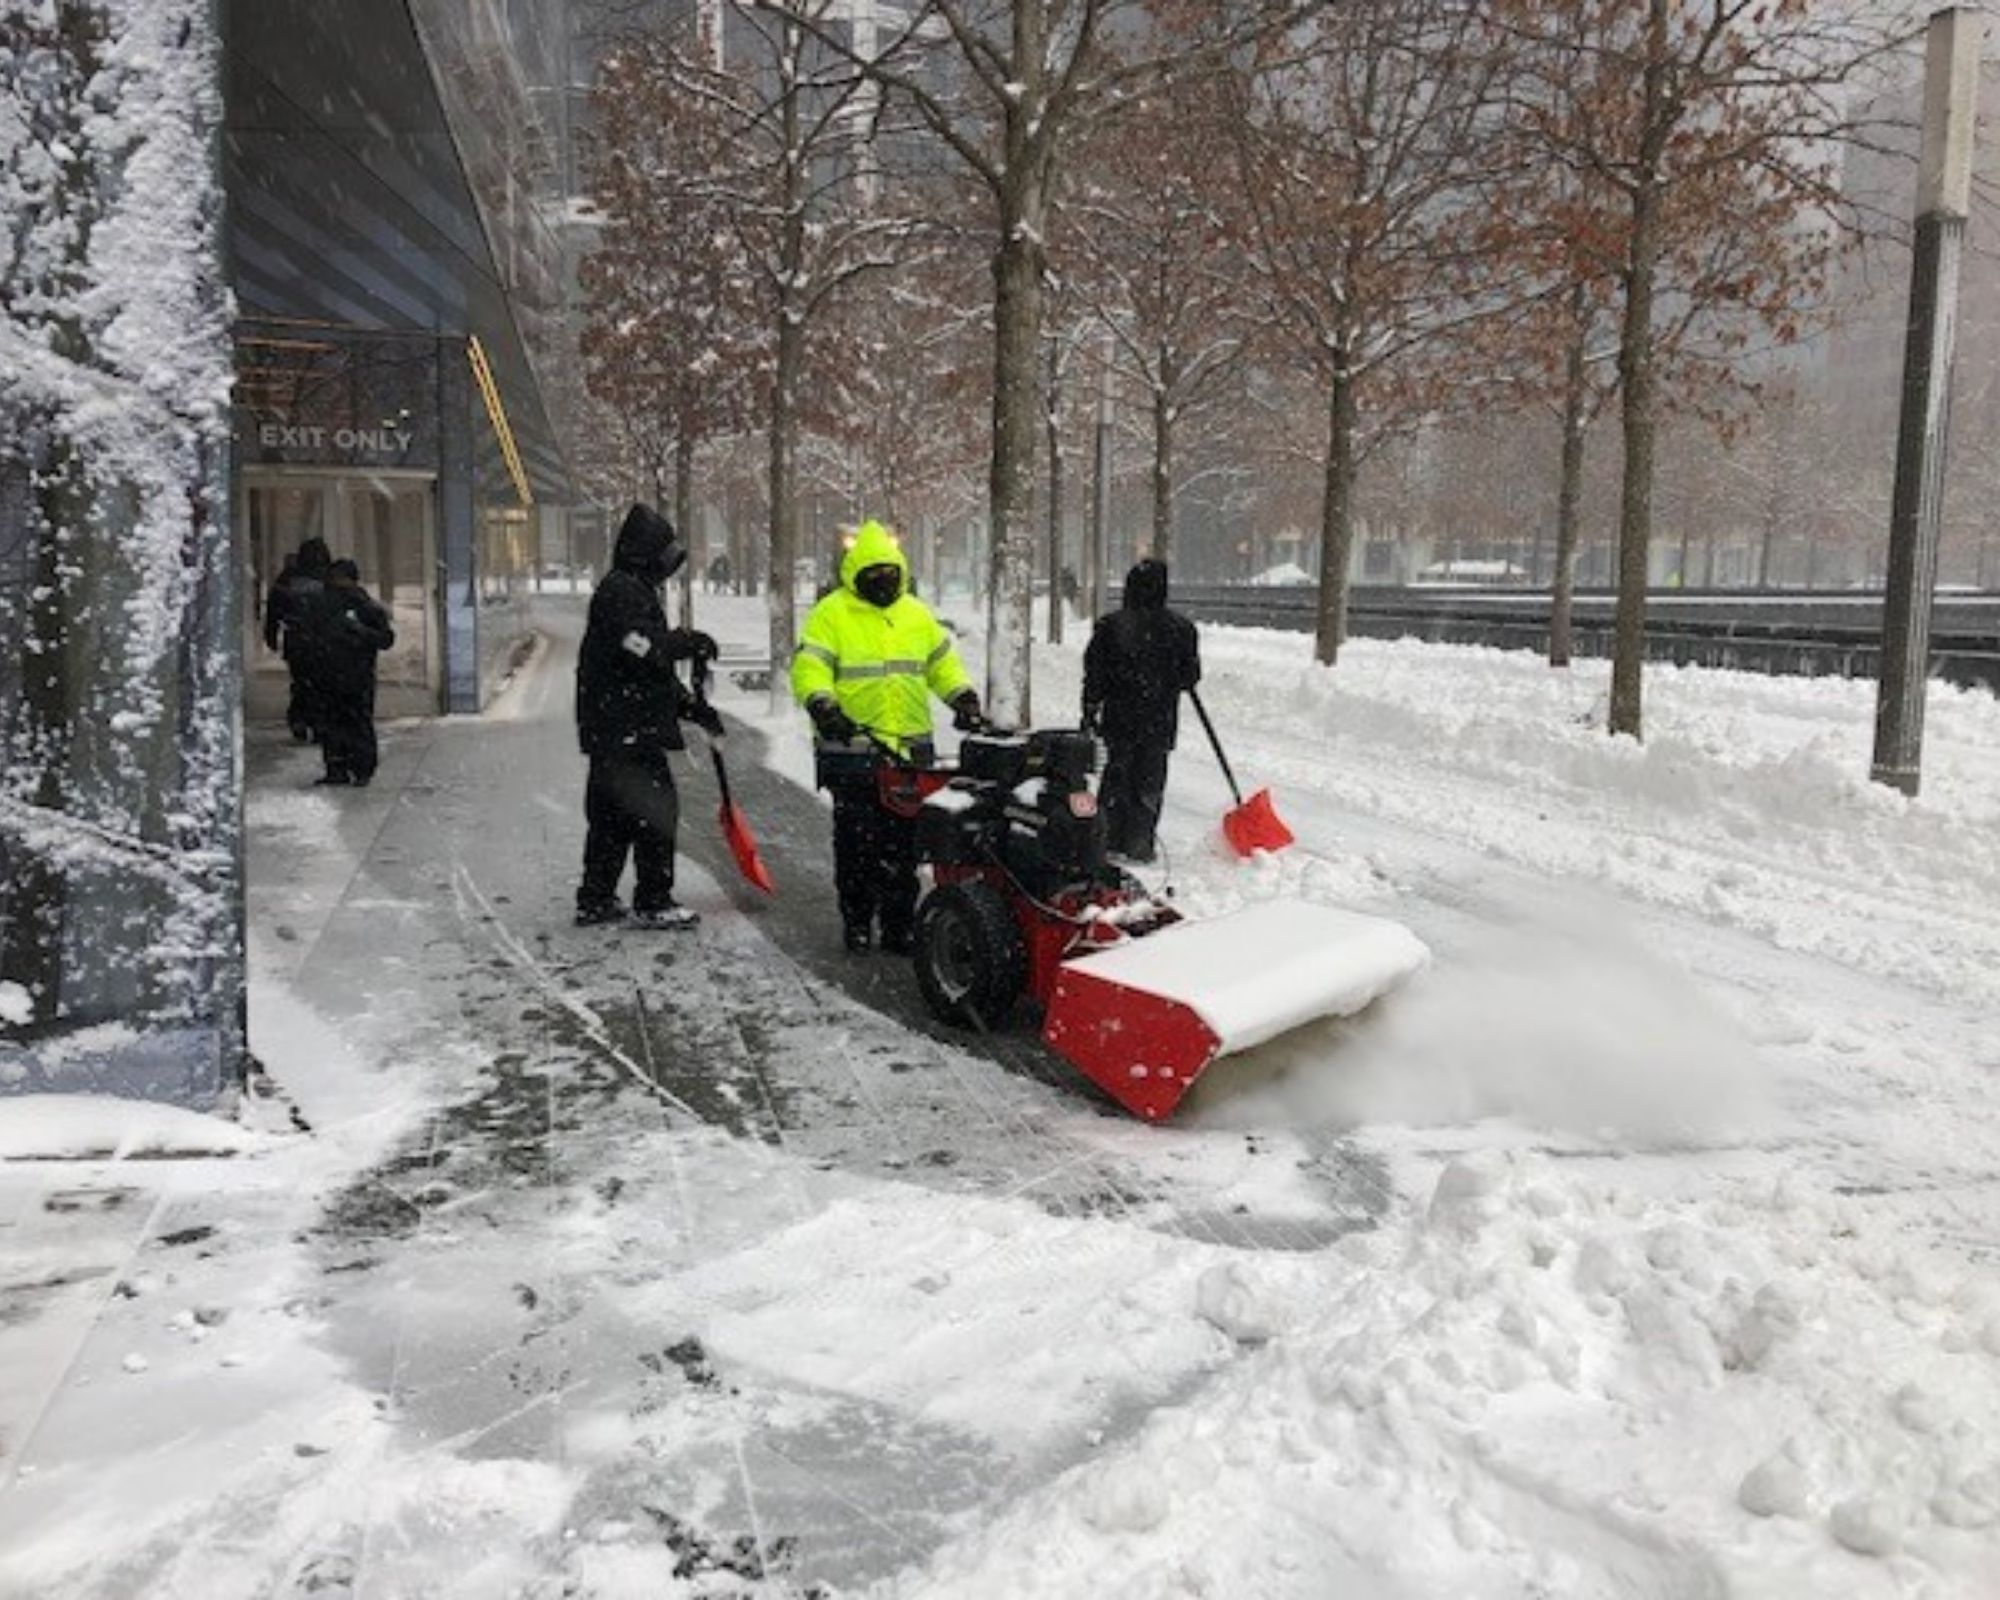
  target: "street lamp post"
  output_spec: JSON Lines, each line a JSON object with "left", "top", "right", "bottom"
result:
{"left": 1872, "top": 6, "right": 1981, "bottom": 796}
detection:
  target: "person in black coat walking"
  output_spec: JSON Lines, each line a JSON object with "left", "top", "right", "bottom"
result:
{"left": 1081, "top": 558, "right": 1201, "bottom": 863}
{"left": 575, "top": 504, "right": 723, "bottom": 930}
{"left": 302, "top": 558, "right": 395, "bottom": 786}
{"left": 266, "top": 537, "right": 332, "bottom": 741}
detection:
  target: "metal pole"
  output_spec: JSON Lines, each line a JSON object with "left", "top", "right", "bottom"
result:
{"left": 1088, "top": 331, "right": 1113, "bottom": 625}
{"left": 1873, "top": 6, "right": 1979, "bottom": 796}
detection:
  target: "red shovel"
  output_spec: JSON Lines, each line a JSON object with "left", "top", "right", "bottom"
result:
{"left": 692, "top": 660, "right": 774, "bottom": 894}
{"left": 709, "top": 736, "right": 775, "bottom": 894}
{"left": 1188, "top": 687, "right": 1294, "bottom": 856}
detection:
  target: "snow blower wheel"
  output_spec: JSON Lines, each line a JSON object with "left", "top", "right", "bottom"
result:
{"left": 914, "top": 881, "right": 1025, "bottom": 1028}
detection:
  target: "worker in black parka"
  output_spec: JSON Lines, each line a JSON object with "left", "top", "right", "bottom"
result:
{"left": 266, "top": 537, "right": 332, "bottom": 741}
{"left": 574, "top": 503, "right": 722, "bottom": 930}
{"left": 304, "top": 558, "right": 395, "bottom": 787}
{"left": 1081, "top": 557, "right": 1201, "bottom": 864}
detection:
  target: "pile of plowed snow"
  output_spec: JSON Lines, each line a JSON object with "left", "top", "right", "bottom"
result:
{"left": 889, "top": 1152, "right": 2000, "bottom": 1599}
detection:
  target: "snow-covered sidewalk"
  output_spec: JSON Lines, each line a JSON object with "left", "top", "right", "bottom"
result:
{"left": 2, "top": 594, "right": 1997, "bottom": 1598}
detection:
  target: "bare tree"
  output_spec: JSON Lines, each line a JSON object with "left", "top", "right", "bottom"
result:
{"left": 1235, "top": 0, "right": 1519, "bottom": 665}
{"left": 584, "top": 7, "right": 923, "bottom": 707}
{"left": 1062, "top": 75, "right": 1258, "bottom": 571}
{"left": 1493, "top": 0, "right": 1898, "bottom": 737}
{"left": 765, "top": 0, "right": 1313, "bottom": 723}
{"left": 829, "top": 237, "right": 991, "bottom": 556}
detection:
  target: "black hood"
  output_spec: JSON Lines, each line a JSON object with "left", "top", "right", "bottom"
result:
{"left": 296, "top": 537, "right": 333, "bottom": 576}
{"left": 613, "top": 504, "right": 685, "bottom": 583}
{"left": 1122, "top": 558, "right": 1169, "bottom": 610}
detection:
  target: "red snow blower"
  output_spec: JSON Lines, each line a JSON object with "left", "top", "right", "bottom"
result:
{"left": 888, "top": 730, "right": 1428, "bottom": 1121}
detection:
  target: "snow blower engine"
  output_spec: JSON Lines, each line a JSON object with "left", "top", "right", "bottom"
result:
{"left": 891, "top": 729, "right": 1430, "bottom": 1121}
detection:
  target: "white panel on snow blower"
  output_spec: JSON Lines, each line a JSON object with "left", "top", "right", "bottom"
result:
{"left": 1072, "top": 899, "right": 1430, "bottom": 1055}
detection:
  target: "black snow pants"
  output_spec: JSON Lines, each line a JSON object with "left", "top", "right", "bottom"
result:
{"left": 318, "top": 681, "right": 379, "bottom": 783}
{"left": 580, "top": 753, "right": 681, "bottom": 914}
{"left": 1099, "top": 738, "right": 1171, "bottom": 862}
{"left": 828, "top": 777, "right": 918, "bottom": 943}
{"left": 285, "top": 653, "right": 316, "bottom": 740}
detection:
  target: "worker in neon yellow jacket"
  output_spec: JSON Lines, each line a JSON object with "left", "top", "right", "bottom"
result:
{"left": 793, "top": 518, "right": 983, "bottom": 954}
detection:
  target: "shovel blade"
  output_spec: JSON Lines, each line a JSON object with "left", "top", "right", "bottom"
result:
{"left": 1222, "top": 788, "right": 1294, "bottom": 856}
{"left": 721, "top": 802, "right": 776, "bottom": 894}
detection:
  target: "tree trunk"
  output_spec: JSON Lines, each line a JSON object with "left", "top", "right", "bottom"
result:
{"left": 1611, "top": 235, "right": 1659, "bottom": 737}
{"left": 768, "top": 39, "right": 805, "bottom": 717}
{"left": 674, "top": 430, "right": 695, "bottom": 627}
{"left": 1609, "top": 4, "right": 1669, "bottom": 740}
{"left": 983, "top": 0, "right": 1049, "bottom": 727}
{"left": 986, "top": 191, "right": 1047, "bottom": 725}
{"left": 1151, "top": 377, "right": 1175, "bottom": 569}
{"left": 1314, "top": 357, "right": 1358, "bottom": 666}
{"left": 1045, "top": 336, "right": 1065, "bottom": 645}
{"left": 1550, "top": 302, "right": 1589, "bottom": 669}
{"left": 767, "top": 315, "right": 802, "bottom": 717}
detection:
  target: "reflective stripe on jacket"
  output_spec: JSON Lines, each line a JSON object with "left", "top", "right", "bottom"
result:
{"left": 790, "top": 521, "right": 970, "bottom": 753}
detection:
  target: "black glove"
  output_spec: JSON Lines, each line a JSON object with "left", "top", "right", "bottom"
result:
{"left": 690, "top": 700, "right": 725, "bottom": 738}
{"left": 809, "top": 697, "right": 860, "bottom": 743}
{"left": 950, "top": 691, "right": 986, "bottom": 733}
{"left": 675, "top": 629, "right": 719, "bottom": 664}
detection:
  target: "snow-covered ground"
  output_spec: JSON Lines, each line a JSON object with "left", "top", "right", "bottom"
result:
{"left": 2, "top": 594, "right": 1997, "bottom": 1599}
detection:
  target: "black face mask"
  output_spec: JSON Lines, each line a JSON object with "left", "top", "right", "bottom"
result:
{"left": 855, "top": 565, "right": 902, "bottom": 607}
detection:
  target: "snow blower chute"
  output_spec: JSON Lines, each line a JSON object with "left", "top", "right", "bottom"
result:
{"left": 896, "top": 731, "right": 1430, "bottom": 1120}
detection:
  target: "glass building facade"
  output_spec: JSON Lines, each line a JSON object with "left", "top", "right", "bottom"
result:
{"left": 225, "top": 0, "right": 579, "bottom": 714}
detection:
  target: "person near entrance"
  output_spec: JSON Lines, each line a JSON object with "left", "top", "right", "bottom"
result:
{"left": 302, "top": 558, "right": 395, "bottom": 787}
{"left": 1081, "top": 557, "right": 1201, "bottom": 864}
{"left": 792, "top": 518, "right": 982, "bottom": 954}
{"left": 265, "top": 536, "right": 332, "bottom": 741}
{"left": 575, "top": 504, "right": 722, "bottom": 930}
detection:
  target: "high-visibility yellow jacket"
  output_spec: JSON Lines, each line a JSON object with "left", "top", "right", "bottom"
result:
{"left": 792, "top": 520, "right": 971, "bottom": 755}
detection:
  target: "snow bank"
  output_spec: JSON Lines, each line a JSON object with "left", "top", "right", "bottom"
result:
{"left": 1108, "top": 628, "right": 2000, "bottom": 1010}
{"left": 0, "top": 1094, "right": 268, "bottom": 1160}
{"left": 888, "top": 1153, "right": 2000, "bottom": 1599}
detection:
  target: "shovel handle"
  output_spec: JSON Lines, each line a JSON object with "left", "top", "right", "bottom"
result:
{"left": 709, "top": 741, "right": 734, "bottom": 809}
{"left": 1187, "top": 687, "right": 1245, "bottom": 808}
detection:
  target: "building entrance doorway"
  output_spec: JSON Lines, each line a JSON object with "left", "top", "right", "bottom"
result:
{"left": 243, "top": 469, "right": 442, "bottom": 722}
